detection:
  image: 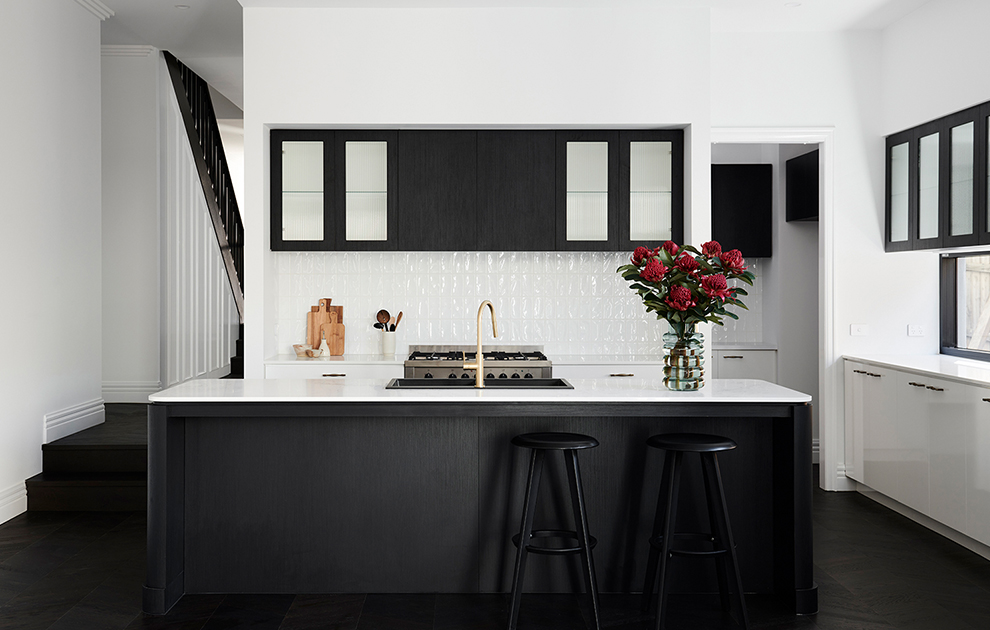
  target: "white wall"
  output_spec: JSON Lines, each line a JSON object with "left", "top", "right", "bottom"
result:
{"left": 102, "top": 47, "right": 162, "bottom": 403}
{"left": 711, "top": 30, "right": 938, "bottom": 489}
{"left": 243, "top": 5, "right": 713, "bottom": 376}
{"left": 882, "top": 0, "right": 990, "bottom": 134}
{"left": 0, "top": 1, "right": 104, "bottom": 523}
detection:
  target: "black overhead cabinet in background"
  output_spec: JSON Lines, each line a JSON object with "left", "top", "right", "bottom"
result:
{"left": 270, "top": 128, "right": 685, "bottom": 252}
{"left": 885, "top": 103, "right": 985, "bottom": 251}
{"left": 711, "top": 163, "right": 773, "bottom": 258}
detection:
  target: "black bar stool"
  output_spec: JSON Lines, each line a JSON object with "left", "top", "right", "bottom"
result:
{"left": 642, "top": 433, "right": 748, "bottom": 630}
{"left": 507, "top": 432, "right": 601, "bottom": 630}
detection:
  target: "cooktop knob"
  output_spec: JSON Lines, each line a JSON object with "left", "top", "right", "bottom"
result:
{"left": 448, "top": 373, "right": 457, "bottom": 378}
{"left": 524, "top": 373, "right": 534, "bottom": 378}
{"left": 511, "top": 373, "right": 521, "bottom": 378}
{"left": 498, "top": 373, "right": 508, "bottom": 379}
{"left": 485, "top": 373, "right": 494, "bottom": 379}
{"left": 424, "top": 373, "right": 433, "bottom": 378}
{"left": 461, "top": 373, "right": 471, "bottom": 379}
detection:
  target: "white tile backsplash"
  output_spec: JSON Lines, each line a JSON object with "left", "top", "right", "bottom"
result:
{"left": 275, "top": 252, "right": 765, "bottom": 355}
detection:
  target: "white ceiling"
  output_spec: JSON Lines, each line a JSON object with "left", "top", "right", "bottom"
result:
{"left": 99, "top": 0, "right": 932, "bottom": 111}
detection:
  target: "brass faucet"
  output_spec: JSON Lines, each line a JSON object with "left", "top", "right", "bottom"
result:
{"left": 463, "top": 300, "right": 498, "bottom": 388}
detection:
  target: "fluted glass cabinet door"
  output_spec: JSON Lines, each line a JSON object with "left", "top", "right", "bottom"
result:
{"left": 334, "top": 131, "right": 398, "bottom": 250}
{"left": 619, "top": 129, "right": 683, "bottom": 251}
{"left": 556, "top": 131, "right": 618, "bottom": 251}
{"left": 271, "top": 130, "right": 334, "bottom": 251}
{"left": 888, "top": 141, "right": 910, "bottom": 245}
{"left": 943, "top": 107, "right": 982, "bottom": 247}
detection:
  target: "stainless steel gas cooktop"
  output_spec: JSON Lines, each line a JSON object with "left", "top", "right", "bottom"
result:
{"left": 404, "top": 345, "right": 552, "bottom": 380}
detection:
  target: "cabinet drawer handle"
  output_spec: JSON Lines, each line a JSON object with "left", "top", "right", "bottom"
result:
{"left": 926, "top": 385, "right": 944, "bottom": 392}
{"left": 868, "top": 373, "right": 882, "bottom": 378}
{"left": 322, "top": 373, "right": 346, "bottom": 377}
{"left": 723, "top": 355, "right": 744, "bottom": 359}
{"left": 908, "top": 382, "right": 926, "bottom": 388}
{"left": 853, "top": 369, "right": 868, "bottom": 375}
{"left": 983, "top": 398, "right": 990, "bottom": 403}
{"left": 610, "top": 373, "right": 635, "bottom": 377}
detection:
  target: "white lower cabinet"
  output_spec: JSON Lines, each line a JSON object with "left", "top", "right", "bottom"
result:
{"left": 265, "top": 362, "right": 402, "bottom": 380}
{"left": 965, "top": 390, "right": 990, "bottom": 544}
{"left": 712, "top": 350, "right": 777, "bottom": 382}
{"left": 845, "top": 358, "right": 990, "bottom": 547}
{"left": 552, "top": 364, "right": 665, "bottom": 381}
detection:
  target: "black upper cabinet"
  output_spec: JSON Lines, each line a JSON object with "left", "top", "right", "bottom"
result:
{"left": 477, "top": 131, "right": 556, "bottom": 251}
{"left": 711, "top": 164, "right": 773, "bottom": 258}
{"left": 885, "top": 103, "right": 986, "bottom": 251}
{"left": 271, "top": 129, "right": 334, "bottom": 251}
{"left": 397, "top": 131, "right": 478, "bottom": 251}
{"left": 785, "top": 149, "right": 819, "bottom": 222}
{"left": 618, "top": 129, "right": 684, "bottom": 250}
{"left": 272, "top": 127, "right": 685, "bottom": 252}
{"left": 555, "top": 130, "right": 619, "bottom": 251}
{"left": 333, "top": 130, "right": 398, "bottom": 251}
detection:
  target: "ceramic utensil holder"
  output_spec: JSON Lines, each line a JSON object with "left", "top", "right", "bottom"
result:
{"left": 382, "top": 331, "right": 396, "bottom": 355}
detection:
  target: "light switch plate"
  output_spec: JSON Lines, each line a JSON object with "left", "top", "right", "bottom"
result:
{"left": 850, "top": 324, "right": 869, "bottom": 337}
{"left": 908, "top": 324, "right": 925, "bottom": 337}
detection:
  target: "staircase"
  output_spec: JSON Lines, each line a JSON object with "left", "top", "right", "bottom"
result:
{"left": 227, "top": 323, "right": 244, "bottom": 378}
{"left": 26, "top": 404, "right": 147, "bottom": 511}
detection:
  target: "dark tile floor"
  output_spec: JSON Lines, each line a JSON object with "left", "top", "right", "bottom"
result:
{"left": 3, "top": 468, "right": 990, "bottom": 629}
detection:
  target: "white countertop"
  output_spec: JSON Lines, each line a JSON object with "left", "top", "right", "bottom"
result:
{"left": 845, "top": 354, "right": 990, "bottom": 389}
{"left": 150, "top": 378, "right": 811, "bottom": 404}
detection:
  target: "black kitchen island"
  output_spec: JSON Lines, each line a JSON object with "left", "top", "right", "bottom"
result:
{"left": 144, "top": 378, "right": 815, "bottom": 617}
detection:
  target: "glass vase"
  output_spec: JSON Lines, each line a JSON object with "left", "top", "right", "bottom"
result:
{"left": 662, "top": 326, "right": 705, "bottom": 391}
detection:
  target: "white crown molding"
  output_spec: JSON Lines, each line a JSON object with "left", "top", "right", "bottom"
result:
{"left": 0, "top": 481, "right": 27, "bottom": 525}
{"left": 75, "top": 0, "right": 114, "bottom": 20}
{"left": 44, "top": 398, "right": 105, "bottom": 443}
{"left": 102, "top": 45, "right": 157, "bottom": 57}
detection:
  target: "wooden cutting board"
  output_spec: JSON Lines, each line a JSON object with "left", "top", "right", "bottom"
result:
{"left": 320, "top": 311, "right": 345, "bottom": 356}
{"left": 308, "top": 298, "right": 343, "bottom": 349}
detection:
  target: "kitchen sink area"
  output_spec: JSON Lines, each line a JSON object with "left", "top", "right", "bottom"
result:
{"left": 385, "top": 377, "right": 573, "bottom": 389}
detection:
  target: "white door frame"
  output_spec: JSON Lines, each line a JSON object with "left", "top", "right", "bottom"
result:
{"left": 711, "top": 127, "right": 851, "bottom": 491}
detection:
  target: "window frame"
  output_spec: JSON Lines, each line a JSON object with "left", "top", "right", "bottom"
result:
{"left": 940, "top": 251, "right": 990, "bottom": 361}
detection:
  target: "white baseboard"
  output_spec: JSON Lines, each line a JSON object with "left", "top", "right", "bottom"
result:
{"left": 103, "top": 381, "right": 162, "bottom": 403}
{"left": 858, "top": 484, "right": 990, "bottom": 562}
{"left": 0, "top": 481, "right": 27, "bottom": 525}
{"left": 44, "top": 398, "right": 105, "bottom": 443}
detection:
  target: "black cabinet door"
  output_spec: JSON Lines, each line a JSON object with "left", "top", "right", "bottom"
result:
{"left": 333, "top": 130, "right": 398, "bottom": 251}
{"left": 711, "top": 163, "right": 773, "bottom": 258}
{"left": 270, "top": 129, "right": 334, "bottom": 251}
{"left": 397, "top": 131, "right": 478, "bottom": 251}
{"left": 477, "top": 131, "right": 555, "bottom": 251}
{"left": 618, "top": 129, "right": 683, "bottom": 251}
{"left": 555, "top": 130, "right": 619, "bottom": 251}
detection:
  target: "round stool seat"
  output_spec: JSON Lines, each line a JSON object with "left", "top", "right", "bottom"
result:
{"left": 647, "top": 433, "right": 737, "bottom": 453}
{"left": 512, "top": 432, "right": 599, "bottom": 450}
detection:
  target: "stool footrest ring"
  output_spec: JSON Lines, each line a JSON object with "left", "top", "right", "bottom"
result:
{"left": 512, "top": 529, "right": 598, "bottom": 555}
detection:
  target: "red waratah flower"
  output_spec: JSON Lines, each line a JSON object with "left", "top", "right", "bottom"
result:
{"left": 665, "top": 285, "right": 696, "bottom": 311}
{"left": 641, "top": 258, "right": 668, "bottom": 282}
{"left": 631, "top": 246, "right": 651, "bottom": 266}
{"left": 719, "top": 249, "right": 746, "bottom": 273}
{"left": 674, "top": 254, "right": 700, "bottom": 276}
{"left": 702, "top": 240, "right": 722, "bottom": 258}
{"left": 701, "top": 274, "right": 734, "bottom": 300}
{"left": 662, "top": 241, "right": 679, "bottom": 257}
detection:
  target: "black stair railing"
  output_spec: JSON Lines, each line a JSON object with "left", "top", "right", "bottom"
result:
{"left": 163, "top": 51, "right": 244, "bottom": 321}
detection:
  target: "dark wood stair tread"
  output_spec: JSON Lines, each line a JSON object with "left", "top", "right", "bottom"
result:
{"left": 26, "top": 472, "right": 146, "bottom": 487}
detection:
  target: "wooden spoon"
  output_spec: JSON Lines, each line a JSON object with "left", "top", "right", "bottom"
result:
{"left": 377, "top": 309, "right": 391, "bottom": 328}
{"left": 393, "top": 312, "right": 403, "bottom": 331}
